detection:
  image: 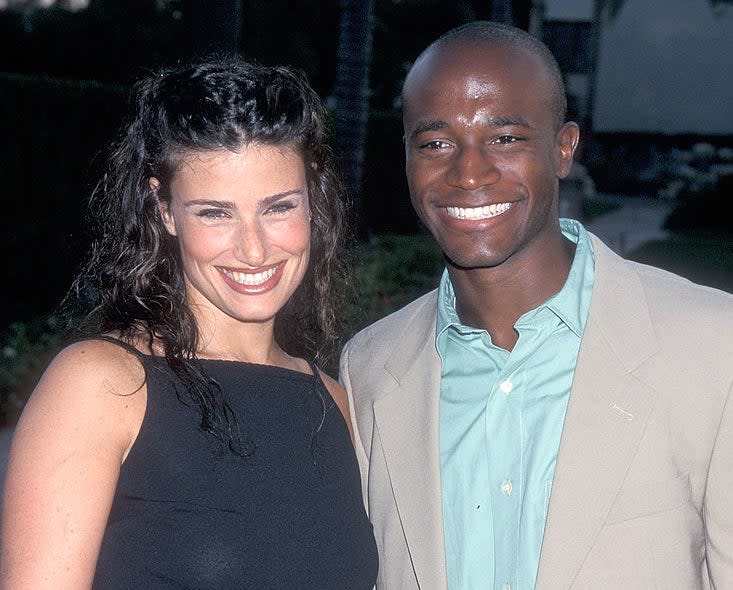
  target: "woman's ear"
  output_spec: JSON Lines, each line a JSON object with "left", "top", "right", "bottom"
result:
{"left": 150, "top": 177, "right": 177, "bottom": 236}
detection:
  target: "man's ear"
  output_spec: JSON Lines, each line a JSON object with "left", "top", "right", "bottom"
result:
{"left": 150, "top": 177, "right": 177, "bottom": 236}
{"left": 555, "top": 122, "right": 580, "bottom": 179}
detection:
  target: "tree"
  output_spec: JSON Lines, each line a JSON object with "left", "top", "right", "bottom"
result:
{"left": 186, "top": 0, "right": 241, "bottom": 56}
{"left": 490, "top": 0, "right": 512, "bottom": 23}
{"left": 331, "top": 0, "right": 375, "bottom": 239}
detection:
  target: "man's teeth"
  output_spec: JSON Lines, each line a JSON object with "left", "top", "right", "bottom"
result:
{"left": 222, "top": 266, "right": 278, "bottom": 285}
{"left": 446, "top": 203, "right": 512, "bottom": 220}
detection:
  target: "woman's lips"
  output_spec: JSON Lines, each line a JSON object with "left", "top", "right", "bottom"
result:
{"left": 217, "top": 262, "right": 285, "bottom": 294}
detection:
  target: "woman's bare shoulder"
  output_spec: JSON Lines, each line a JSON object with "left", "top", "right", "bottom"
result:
{"left": 18, "top": 338, "right": 148, "bottom": 451}
{"left": 39, "top": 340, "right": 145, "bottom": 396}
{"left": 46, "top": 338, "right": 146, "bottom": 392}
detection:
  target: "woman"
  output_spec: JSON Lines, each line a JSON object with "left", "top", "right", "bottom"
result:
{"left": 0, "top": 55, "right": 377, "bottom": 589}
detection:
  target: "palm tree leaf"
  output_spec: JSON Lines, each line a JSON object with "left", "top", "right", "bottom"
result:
{"left": 603, "top": 0, "right": 627, "bottom": 20}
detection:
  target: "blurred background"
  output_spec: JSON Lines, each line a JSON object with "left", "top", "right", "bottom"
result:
{"left": 1, "top": 0, "right": 732, "bottom": 427}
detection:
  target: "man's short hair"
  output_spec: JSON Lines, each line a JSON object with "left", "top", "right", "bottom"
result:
{"left": 406, "top": 21, "right": 568, "bottom": 129}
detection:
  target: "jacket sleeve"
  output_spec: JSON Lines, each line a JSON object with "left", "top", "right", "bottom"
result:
{"left": 704, "top": 376, "right": 733, "bottom": 588}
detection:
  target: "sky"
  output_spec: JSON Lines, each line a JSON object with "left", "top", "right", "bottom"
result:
{"left": 546, "top": 0, "right": 733, "bottom": 134}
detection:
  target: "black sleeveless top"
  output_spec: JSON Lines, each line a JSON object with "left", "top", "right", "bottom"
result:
{"left": 93, "top": 354, "right": 378, "bottom": 589}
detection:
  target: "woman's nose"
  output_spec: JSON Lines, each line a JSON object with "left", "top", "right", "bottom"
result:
{"left": 234, "top": 221, "right": 268, "bottom": 267}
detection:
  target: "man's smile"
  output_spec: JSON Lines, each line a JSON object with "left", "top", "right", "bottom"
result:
{"left": 445, "top": 202, "right": 513, "bottom": 220}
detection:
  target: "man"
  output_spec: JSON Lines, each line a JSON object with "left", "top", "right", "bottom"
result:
{"left": 339, "top": 21, "right": 733, "bottom": 590}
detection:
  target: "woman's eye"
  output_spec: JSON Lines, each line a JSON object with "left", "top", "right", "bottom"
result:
{"left": 267, "top": 201, "right": 297, "bottom": 215}
{"left": 197, "top": 208, "right": 229, "bottom": 219}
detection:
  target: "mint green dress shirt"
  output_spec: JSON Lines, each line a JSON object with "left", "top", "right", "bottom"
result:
{"left": 437, "top": 219, "right": 595, "bottom": 590}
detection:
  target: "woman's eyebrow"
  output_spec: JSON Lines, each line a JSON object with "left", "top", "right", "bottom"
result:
{"left": 182, "top": 188, "right": 306, "bottom": 209}
{"left": 259, "top": 188, "right": 307, "bottom": 208}
{"left": 183, "top": 199, "right": 234, "bottom": 209}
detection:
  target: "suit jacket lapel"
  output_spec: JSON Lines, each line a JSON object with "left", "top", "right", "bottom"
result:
{"left": 373, "top": 292, "right": 448, "bottom": 590}
{"left": 536, "top": 235, "right": 660, "bottom": 589}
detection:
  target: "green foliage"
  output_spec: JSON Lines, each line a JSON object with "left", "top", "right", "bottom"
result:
{"left": 663, "top": 174, "right": 733, "bottom": 236}
{"left": 0, "top": 73, "right": 129, "bottom": 332}
{"left": 627, "top": 238, "right": 733, "bottom": 294}
{"left": 0, "top": 2, "right": 187, "bottom": 84}
{"left": 347, "top": 233, "right": 445, "bottom": 336}
{"left": 243, "top": 0, "right": 341, "bottom": 97}
{"left": 0, "top": 315, "right": 69, "bottom": 427}
{"left": 362, "top": 111, "right": 418, "bottom": 235}
{"left": 581, "top": 197, "right": 622, "bottom": 222}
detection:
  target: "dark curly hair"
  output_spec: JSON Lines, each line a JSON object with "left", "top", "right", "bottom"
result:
{"left": 69, "top": 54, "right": 348, "bottom": 454}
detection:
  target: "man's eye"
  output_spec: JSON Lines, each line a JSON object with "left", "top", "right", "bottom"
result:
{"left": 419, "top": 140, "right": 451, "bottom": 150}
{"left": 493, "top": 135, "right": 519, "bottom": 145}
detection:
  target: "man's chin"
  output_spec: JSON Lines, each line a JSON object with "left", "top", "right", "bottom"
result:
{"left": 444, "top": 251, "right": 509, "bottom": 272}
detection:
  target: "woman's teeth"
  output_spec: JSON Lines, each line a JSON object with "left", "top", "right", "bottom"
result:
{"left": 221, "top": 266, "right": 278, "bottom": 285}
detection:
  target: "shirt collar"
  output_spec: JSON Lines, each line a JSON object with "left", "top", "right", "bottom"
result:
{"left": 436, "top": 218, "right": 595, "bottom": 340}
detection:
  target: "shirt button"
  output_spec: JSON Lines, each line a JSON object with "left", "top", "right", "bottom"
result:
{"left": 502, "top": 585, "right": 511, "bottom": 590}
{"left": 499, "top": 379, "right": 513, "bottom": 394}
{"left": 501, "top": 479, "right": 513, "bottom": 495}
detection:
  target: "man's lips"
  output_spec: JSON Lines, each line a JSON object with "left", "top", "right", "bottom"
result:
{"left": 445, "top": 202, "right": 513, "bottom": 220}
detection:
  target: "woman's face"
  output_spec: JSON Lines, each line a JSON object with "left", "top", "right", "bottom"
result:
{"left": 157, "top": 145, "right": 311, "bottom": 329}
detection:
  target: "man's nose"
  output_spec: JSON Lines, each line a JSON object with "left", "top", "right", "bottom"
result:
{"left": 235, "top": 221, "right": 268, "bottom": 267}
{"left": 445, "top": 145, "right": 500, "bottom": 190}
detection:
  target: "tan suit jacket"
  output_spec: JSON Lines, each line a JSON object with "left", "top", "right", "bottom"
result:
{"left": 340, "top": 234, "right": 733, "bottom": 590}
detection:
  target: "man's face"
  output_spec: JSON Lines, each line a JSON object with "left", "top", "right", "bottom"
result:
{"left": 402, "top": 40, "right": 578, "bottom": 272}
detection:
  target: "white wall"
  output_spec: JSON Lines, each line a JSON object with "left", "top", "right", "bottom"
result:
{"left": 546, "top": 0, "right": 733, "bottom": 134}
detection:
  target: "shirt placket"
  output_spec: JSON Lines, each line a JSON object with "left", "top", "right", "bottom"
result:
{"left": 486, "top": 360, "right": 522, "bottom": 590}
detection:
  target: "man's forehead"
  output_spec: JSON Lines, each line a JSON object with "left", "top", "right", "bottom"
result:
{"left": 403, "top": 40, "right": 553, "bottom": 111}
{"left": 423, "top": 38, "right": 534, "bottom": 73}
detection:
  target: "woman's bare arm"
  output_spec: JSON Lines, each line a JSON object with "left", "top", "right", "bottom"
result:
{"left": 0, "top": 340, "right": 146, "bottom": 590}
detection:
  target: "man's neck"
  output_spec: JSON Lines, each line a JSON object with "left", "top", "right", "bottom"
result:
{"left": 449, "top": 234, "right": 576, "bottom": 351}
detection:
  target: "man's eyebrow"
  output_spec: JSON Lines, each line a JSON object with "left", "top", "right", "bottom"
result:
{"left": 407, "top": 119, "right": 448, "bottom": 141}
{"left": 407, "top": 115, "right": 531, "bottom": 142}
{"left": 483, "top": 115, "right": 531, "bottom": 128}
